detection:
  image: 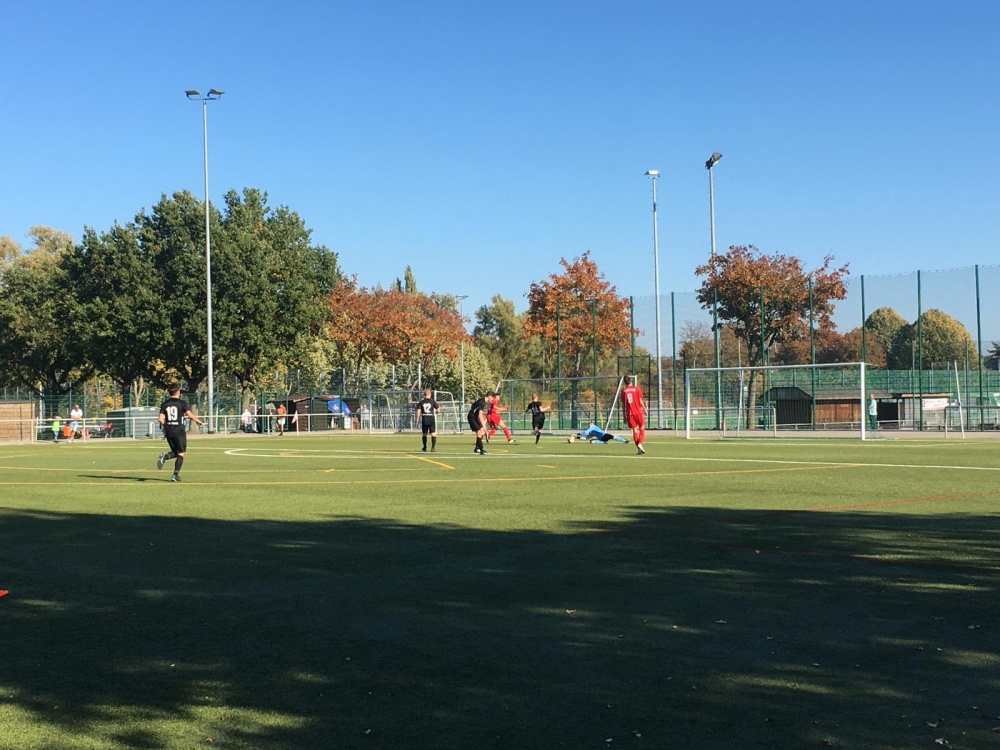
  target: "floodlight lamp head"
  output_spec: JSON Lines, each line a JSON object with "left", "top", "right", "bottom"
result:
{"left": 207, "top": 89, "right": 225, "bottom": 98}
{"left": 705, "top": 152, "right": 722, "bottom": 169}
{"left": 645, "top": 170, "right": 659, "bottom": 178}
{"left": 185, "top": 89, "right": 201, "bottom": 98}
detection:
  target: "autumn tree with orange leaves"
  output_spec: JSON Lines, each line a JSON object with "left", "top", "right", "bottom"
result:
{"left": 524, "top": 251, "right": 631, "bottom": 378}
{"left": 327, "top": 276, "right": 467, "bottom": 389}
{"left": 696, "top": 245, "right": 849, "bottom": 421}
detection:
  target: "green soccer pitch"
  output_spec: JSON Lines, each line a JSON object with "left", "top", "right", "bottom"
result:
{"left": 1, "top": 433, "right": 998, "bottom": 749}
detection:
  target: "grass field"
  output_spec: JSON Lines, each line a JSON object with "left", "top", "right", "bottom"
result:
{"left": 1, "top": 431, "right": 998, "bottom": 749}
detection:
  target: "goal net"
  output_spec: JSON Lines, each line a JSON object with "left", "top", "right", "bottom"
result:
{"left": 684, "top": 362, "right": 871, "bottom": 439}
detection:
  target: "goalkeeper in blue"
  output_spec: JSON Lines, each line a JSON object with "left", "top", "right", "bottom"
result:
{"left": 568, "top": 422, "right": 630, "bottom": 444}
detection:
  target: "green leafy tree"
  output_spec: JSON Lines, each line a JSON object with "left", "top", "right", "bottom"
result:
{"left": 138, "top": 190, "right": 219, "bottom": 391}
{"left": 474, "top": 295, "right": 530, "bottom": 380}
{"left": 213, "top": 188, "right": 340, "bottom": 401}
{"left": 0, "top": 237, "right": 91, "bottom": 402}
{"left": 890, "top": 309, "right": 977, "bottom": 369}
{"left": 65, "top": 223, "right": 167, "bottom": 403}
{"left": 865, "top": 307, "right": 907, "bottom": 364}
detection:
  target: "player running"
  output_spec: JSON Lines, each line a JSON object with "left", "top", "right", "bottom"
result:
{"left": 157, "top": 383, "right": 204, "bottom": 482}
{"left": 415, "top": 388, "right": 440, "bottom": 452}
{"left": 524, "top": 393, "right": 551, "bottom": 444}
{"left": 486, "top": 392, "right": 515, "bottom": 444}
{"left": 622, "top": 375, "right": 647, "bottom": 455}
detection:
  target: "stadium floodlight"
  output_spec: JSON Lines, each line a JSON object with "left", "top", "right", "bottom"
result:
{"left": 456, "top": 295, "right": 469, "bottom": 411}
{"left": 645, "top": 169, "right": 663, "bottom": 429}
{"left": 186, "top": 88, "right": 225, "bottom": 431}
{"left": 706, "top": 152, "right": 723, "bottom": 428}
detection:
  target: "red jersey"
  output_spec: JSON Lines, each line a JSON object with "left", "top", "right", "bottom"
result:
{"left": 622, "top": 384, "right": 645, "bottom": 419}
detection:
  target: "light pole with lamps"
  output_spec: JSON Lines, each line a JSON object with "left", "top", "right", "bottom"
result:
{"left": 185, "top": 88, "right": 224, "bottom": 432}
{"left": 706, "top": 152, "right": 722, "bottom": 430}
{"left": 644, "top": 170, "right": 663, "bottom": 428}
{"left": 456, "top": 295, "right": 469, "bottom": 412}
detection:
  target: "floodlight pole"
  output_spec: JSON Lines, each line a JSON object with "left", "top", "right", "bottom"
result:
{"left": 457, "top": 295, "right": 468, "bottom": 411}
{"left": 645, "top": 170, "right": 663, "bottom": 429}
{"left": 706, "top": 152, "right": 722, "bottom": 431}
{"left": 186, "top": 88, "right": 224, "bottom": 432}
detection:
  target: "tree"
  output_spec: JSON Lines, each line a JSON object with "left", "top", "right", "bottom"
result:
{"left": 696, "top": 245, "right": 849, "bottom": 423}
{"left": 524, "top": 252, "right": 631, "bottom": 378}
{"left": 65, "top": 222, "right": 167, "bottom": 402}
{"left": 474, "top": 295, "right": 530, "bottom": 380}
{"left": 138, "top": 190, "right": 218, "bottom": 391}
{"left": 890, "top": 309, "right": 978, "bottom": 370}
{"left": 326, "top": 280, "right": 466, "bottom": 390}
{"left": 677, "top": 320, "right": 715, "bottom": 369}
{"left": 865, "top": 307, "right": 907, "bottom": 364}
{"left": 0, "top": 235, "right": 20, "bottom": 267}
{"left": 0, "top": 235, "right": 92, "bottom": 401}
{"left": 213, "top": 188, "right": 340, "bottom": 402}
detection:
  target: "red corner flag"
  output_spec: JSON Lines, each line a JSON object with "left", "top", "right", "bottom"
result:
{"left": 0, "top": 590, "right": 8, "bottom": 599}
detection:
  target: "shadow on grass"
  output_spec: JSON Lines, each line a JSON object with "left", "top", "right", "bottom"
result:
{"left": 1, "top": 506, "right": 998, "bottom": 749}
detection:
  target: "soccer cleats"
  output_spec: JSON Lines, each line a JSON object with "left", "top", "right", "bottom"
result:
{"left": 157, "top": 453, "right": 166, "bottom": 470}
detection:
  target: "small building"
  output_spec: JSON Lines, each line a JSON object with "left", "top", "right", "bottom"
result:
{"left": 764, "top": 387, "right": 893, "bottom": 429}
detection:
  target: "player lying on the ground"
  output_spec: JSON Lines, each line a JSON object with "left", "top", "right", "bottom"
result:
{"left": 568, "top": 423, "right": 630, "bottom": 444}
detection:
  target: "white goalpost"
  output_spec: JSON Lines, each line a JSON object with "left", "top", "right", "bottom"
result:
{"left": 684, "top": 362, "right": 870, "bottom": 440}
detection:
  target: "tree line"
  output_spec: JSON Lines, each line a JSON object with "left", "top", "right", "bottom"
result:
{"left": 2, "top": 191, "right": 987, "bottom": 411}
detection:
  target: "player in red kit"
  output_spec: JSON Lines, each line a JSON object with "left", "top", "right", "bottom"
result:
{"left": 622, "top": 375, "right": 647, "bottom": 455}
{"left": 486, "top": 392, "right": 515, "bottom": 444}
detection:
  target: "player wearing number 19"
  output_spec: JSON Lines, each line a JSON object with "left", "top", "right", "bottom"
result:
{"left": 157, "top": 383, "right": 204, "bottom": 482}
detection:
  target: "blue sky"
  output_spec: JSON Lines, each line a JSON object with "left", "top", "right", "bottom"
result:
{"left": 3, "top": 0, "right": 998, "bottom": 325}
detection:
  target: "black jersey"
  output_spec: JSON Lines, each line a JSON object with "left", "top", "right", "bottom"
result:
{"left": 468, "top": 397, "right": 487, "bottom": 421}
{"left": 526, "top": 401, "right": 545, "bottom": 418}
{"left": 159, "top": 398, "right": 190, "bottom": 431}
{"left": 417, "top": 397, "right": 439, "bottom": 421}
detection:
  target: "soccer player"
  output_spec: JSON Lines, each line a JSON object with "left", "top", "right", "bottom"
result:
{"left": 415, "top": 388, "right": 440, "bottom": 452}
{"left": 467, "top": 392, "right": 489, "bottom": 455}
{"left": 525, "top": 393, "right": 551, "bottom": 444}
{"left": 622, "top": 375, "right": 647, "bottom": 455}
{"left": 568, "top": 422, "right": 629, "bottom": 444}
{"left": 157, "top": 383, "right": 204, "bottom": 482}
{"left": 486, "top": 392, "right": 515, "bottom": 444}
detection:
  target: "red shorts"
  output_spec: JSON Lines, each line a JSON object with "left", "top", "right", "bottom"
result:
{"left": 487, "top": 413, "right": 502, "bottom": 426}
{"left": 626, "top": 413, "right": 644, "bottom": 430}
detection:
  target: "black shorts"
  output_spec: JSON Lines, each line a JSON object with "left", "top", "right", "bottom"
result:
{"left": 468, "top": 415, "right": 482, "bottom": 432}
{"left": 165, "top": 428, "right": 187, "bottom": 455}
{"left": 532, "top": 416, "right": 545, "bottom": 430}
{"left": 421, "top": 418, "right": 437, "bottom": 435}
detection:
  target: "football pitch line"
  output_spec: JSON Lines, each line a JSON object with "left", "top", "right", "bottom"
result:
{"left": 221, "top": 447, "right": 1000, "bottom": 473}
{"left": 0, "top": 464, "right": 844, "bottom": 486}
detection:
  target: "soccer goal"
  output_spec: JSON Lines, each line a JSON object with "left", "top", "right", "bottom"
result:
{"left": 684, "top": 362, "right": 871, "bottom": 440}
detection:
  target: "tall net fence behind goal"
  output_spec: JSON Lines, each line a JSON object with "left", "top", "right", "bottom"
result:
{"left": 684, "top": 362, "right": 870, "bottom": 439}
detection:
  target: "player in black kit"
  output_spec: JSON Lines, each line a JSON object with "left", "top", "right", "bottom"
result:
{"left": 524, "top": 392, "right": 551, "bottom": 444}
{"left": 157, "top": 383, "right": 204, "bottom": 482}
{"left": 415, "top": 388, "right": 440, "bottom": 452}
{"left": 467, "top": 392, "right": 489, "bottom": 455}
